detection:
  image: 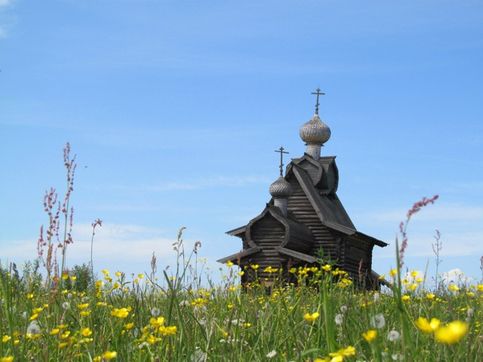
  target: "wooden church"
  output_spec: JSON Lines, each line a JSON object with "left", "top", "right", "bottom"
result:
{"left": 218, "top": 89, "right": 387, "bottom": 288}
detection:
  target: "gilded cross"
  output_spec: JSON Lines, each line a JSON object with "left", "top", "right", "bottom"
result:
{"left": 311, "top": 88, "right": 325, "bottom": 115}
{"left": 274, "top": 146, "right": 289, "bottom": 177}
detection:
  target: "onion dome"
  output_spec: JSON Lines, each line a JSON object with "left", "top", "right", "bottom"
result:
{"left": 269, "top": 176, "right": 292, "bottom": 198}
{"left": 299, "top": 114, "right": 331, "bottom": 145}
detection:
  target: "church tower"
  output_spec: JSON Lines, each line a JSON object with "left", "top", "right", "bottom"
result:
{"left": 218, "top": 89, "right": 387, "bottom": 288}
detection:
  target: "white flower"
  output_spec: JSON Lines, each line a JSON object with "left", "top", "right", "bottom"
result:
{"left": 150, "top": 307, "right": 160, "bottom": 317}
{"left": 266, "top": 350, "right": 277, "bottom": 359}
{"left": 387, "top": 330, "right": 400, "bottom": 342}
{"left": 191, "top": 348, "right": 207, "bottom": 362}
{"left": 340, "top": 305, "right": 348, "bottom": 313}
{"left": 67, "top": 293, "right": 73, "bottom": 299}
{"left": 467, "top": 308, "right": 474, "bottom": 318}
{"left": 373, "top": 292, "right": 380, "bottom": 302}
{"left": 27, "top": 321, "right": 41, "bottom": 335}
{"left": 179, "top": 300, "right": 190, "bottom": 307}
{"left": 392, "top": 353, "right": 404, "bottom": 360}
{"left": 371, "top": 313, "right": 386, "bottom": 329}
{"left": 21, "top": 311, "right": 27, "bottom": 319}
{"left": 334, "top": 314, "right": 344, "bottom": 326}
{"left": 62, "top": 302, "right": 70, "bottom": 310}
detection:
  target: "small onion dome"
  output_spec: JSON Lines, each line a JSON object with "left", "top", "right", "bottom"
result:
{"left": 299, "top": 114, "right": 331, "bottom": 145}
{"left": 269, "top": 176, "right": 292, "bottom": 198}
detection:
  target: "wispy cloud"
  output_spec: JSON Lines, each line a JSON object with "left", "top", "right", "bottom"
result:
{"left": 0, "top": 0, "right": 11, "bottom": 7}
{"left": 102, "top": 175, "right": 271, "bottom": 193}
{"left": 0, "top": 223, "right": 185, "bottom": 269}
{"left": 359, "top": 203, "right": 483, "bottom": 224}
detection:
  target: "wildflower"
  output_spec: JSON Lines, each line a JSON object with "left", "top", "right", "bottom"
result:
{"left": 362, "top": 329, "right": 377, "bottom": 342}
{"left": 340, "top": 305, "right": 348, "bottom": 313}
{"left": 250, "top": 264, "right": 259, "bottom": 271}
{"left": 124, "top": 322, "right": 134, "bottom": 330}
{"left": 425, "top": 293, "right": 435, "bottom": 300}
{"left": 26, "top": 321, "right": 41, "bottom": 336}
{"left": 434, "top": 321, "right": 468, "bottom": 344}
{"left": 387, "top": 330, "right": 400, "bottom": 342}
{"left": 335, "top": 314, "right": 344, "bottom": 326}
{"left": 226, "top": 261, "right": 234, "bottom": 267}
{"left": 371, "top": 313, "right": 386, "bottom": 329}
{"left": 2, "top": 335, "right": 11, "bottom": 343}
{"left": 303, "top": 312, "right": 320, "bottom": 323}
{"left": 102, "top": 351, "right": 117, "bottom": 360}
{"left": 1, "top": 357, "right": 14, "bottom": 362}
{"left": 151, "top": 307, "right": 160, "bottom": 317}
{"left": 448, "top": 284, "right": 459, "bottom": 293}
{"left": 111, "top": 307, "right": 130, "bottom": 319}
{"left": 401, "top": 295, "right": 410, "bottom": 302}
{"left": 415, "top": 317, "right": 441, "bottom": 334}
{"left": 150, "top": 317, "right": 165, "bottom": 327}
{"left": 191, "top": 298, "right": 208, "bottom": 308}
{"left": 81, "top": 328, "right": 92, "bottom": 337}
{"left": 322, "top": 264, "right": 332, "bottom": 272}
{"left": 389, "top": 268, "right": 397, "bottom": 277}
{"left": 62, "top": 302, "right": 70, "bottom": 310}
{"left": 266, "top": 350, "right": 277, "bottom": 358}
{"left": 49, "top": 328, "right": 60, "bottom": 336}
{"left": 159, "top": 325, "right": 177, "bottom": 336}
{"left": 78, "top": 303, "right": 89, "bottom": 310}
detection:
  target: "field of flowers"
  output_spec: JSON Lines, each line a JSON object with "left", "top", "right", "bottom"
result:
{"left": 1, "top": 146, "right": 481, "bottom": 361}
{"left": 0, "top": 254, "right": 481, "bottom": 362}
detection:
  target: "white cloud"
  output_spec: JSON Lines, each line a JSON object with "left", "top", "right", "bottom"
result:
{"left": 0, "top": 223, "right": 193, "bottom": 272}
{"left": 441, "top": 268, "right": 473, "bottom": 285}
{"left": 363, "top": 203, "right": 483, "bottom": 224}
{"left": 0, "top": 0, "right": 11, "bottom": 7}
{"left": 374, "top": 231, "right": 483, "bottom": 259}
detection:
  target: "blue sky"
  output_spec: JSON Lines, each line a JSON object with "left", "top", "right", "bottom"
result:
{"left": 1, "top": 0, "right": 482, "bottom": 282}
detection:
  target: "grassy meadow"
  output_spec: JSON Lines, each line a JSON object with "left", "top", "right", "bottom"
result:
{"left": 1, "top": 145, "right": 481, "bottom": 361}
{"left": 0, "top": 241, "right": 482, "bottom": 362}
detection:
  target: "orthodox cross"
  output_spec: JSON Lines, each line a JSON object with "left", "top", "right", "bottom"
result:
{"left": 311, "top": 88, "right": 325, "bottom": 115}
{"left": 274, "top": 146, "right": 289, "bottom": 177}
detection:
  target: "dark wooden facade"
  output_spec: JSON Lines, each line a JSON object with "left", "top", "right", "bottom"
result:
{"left": 218, "top": 111, "right": 387, "bottom": 288}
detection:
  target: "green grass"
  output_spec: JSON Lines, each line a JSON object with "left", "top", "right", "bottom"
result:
{"left": 0, "top": 257, "right": 481, "bottom": 362}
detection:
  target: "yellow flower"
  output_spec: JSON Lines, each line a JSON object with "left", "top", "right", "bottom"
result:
{"left": 362, "top": 329, "right": 377, "bottom": 342}
{"left": 263, "top": 266, "right": 278, "bottom": 273}
{"left": 2, "top": 335, "right": 11, "bottom": 343}
{"left": 448, "top": 284, "right": 459, "bottom": 292}
{"left": 80, "top": 310, "right": 91, "bottom": 317}
{"left": 158, "top": 325, "right": 177, "bottom": 336}
{"left": 401, "top": 295, "right": 410, "bottom": 302}
{"left": 62, "top": 273, "right": 69, "bottom": 280}
{"left": 477, "top": 284, "right": 483, "bottom": 292}
{"left": 150, "top": 317, "right": 165, "bottom": 327}
{"left": 435, "top": 321, "right": 468, "bottom": 344}
{"left": 78, "top": 303, "right": 89, "bottom": 310}
{"left": 1, "top": 357, "right": 14, "bottom": 362}
{"left": 425, "top": 293, "right": 435, "bottom": 300}
{"left": 102, "top": 351, "right": 117, "bottom": 360}
{"left": 250, "top": 264, "right": 259, "bottom": 271}
{"left": 27, "top": 293, "right": 34, "bottom": 299}
{"left": 124, "top": 322, "right": 134, "bottom": 330}
{"left": 238, "top": 271, "right": 245, "bottom": 276}
{"left": 415, "top": 317, "right": 441, "bottom": 334}
{"left": 303, "top": 312, "right": 320, "bottom": 323}
{"left": 49, "top": 328, "right": 60, "bottom": 335}
{"left": 226, "top": 261, "right": 234, "bottom": 267}
{"left": 69, "top": 275, "right": 77, "bottom": 281}
{"left": 29, "top": 313, "right": 39, "bottom": 321}
{"left": 115, "top": 271, "right": 122, "bottom": 277}
{"left": 138, "top": 273, "right": 144, "bottom": 279}
{"left": 81, "top": 328, "right": 92, "bottom": 337}
{"left": 111, "top": 308, "right": 129, "bottom": 319}
{"left": 322, "top": 264, "right": 332, "bottom": 272}
{"left": 389, "top": 268, "right": 397, "bottom": 277}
